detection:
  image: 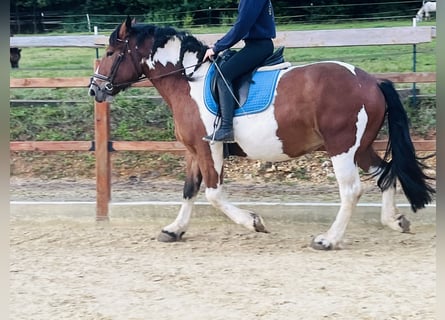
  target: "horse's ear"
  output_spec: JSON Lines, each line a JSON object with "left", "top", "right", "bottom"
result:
{"left": 125, "top": 15, "right": 132, "bottom": 29}
{"left": 119, "top": 16, "right": 133, "bottom": 39}
{"left": 131, "top": 18, "right": 137, "bottom": 25}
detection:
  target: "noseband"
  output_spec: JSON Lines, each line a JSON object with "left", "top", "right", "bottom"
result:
{"left": 90, "top": 38, "right": 146, "bottom": 94}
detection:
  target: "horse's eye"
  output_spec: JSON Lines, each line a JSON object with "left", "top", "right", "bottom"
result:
{"left": 106, "top": 51, "right": 114, "bottom": 57}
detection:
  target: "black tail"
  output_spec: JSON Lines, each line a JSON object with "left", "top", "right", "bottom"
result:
{"left": 377, "top": 79, "right": 435, "bottom": 212}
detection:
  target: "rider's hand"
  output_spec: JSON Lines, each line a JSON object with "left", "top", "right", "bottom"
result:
{"left": 203, "top": 47, "right": 215, "bottom": 62}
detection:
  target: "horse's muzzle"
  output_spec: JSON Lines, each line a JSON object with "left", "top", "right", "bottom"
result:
{"left": 89, "top": 78, "right": 113, "bottom": 103}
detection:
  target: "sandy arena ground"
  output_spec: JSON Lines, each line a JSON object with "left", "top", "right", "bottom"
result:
{"left": 10, "top": 177, "right": 436, "bottom": 320}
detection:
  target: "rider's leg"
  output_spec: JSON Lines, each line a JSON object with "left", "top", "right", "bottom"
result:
{"left": 203, "top": 77, "right": 236, "bottom": 142}
{"left": 203, "top": 39, "right": 274, "bottom": 143}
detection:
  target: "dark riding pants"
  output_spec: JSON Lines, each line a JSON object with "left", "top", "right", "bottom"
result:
{"left": 206, "top": 39, "right": 274, "bottom": 142}
{"left": 217, "top": 38, "right": 274, "bottom": 90}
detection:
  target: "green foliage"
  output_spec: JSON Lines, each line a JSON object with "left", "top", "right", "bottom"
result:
{"left": 11, "top": 1, "right": 428, "bottom": 34}
{"left": 406, "top": 98, "right": 436, "bottom": 136}
{"left": 10, "top": 103, "right": 94, "bottom": 141}
{"left": 110, "top": 97, "right": 175, "bottom": 141}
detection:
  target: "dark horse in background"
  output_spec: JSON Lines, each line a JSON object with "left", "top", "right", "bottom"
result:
{"left": 10, "top": 47, "right": 21, "bottom": 68}
{"left": 10, "top": 34, "right": 21, "bottom": 68}
{"left": 89, "top": 17, "right": 435, "bottom": 250}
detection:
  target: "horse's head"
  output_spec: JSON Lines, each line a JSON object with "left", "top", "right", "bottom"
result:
{"left": 416, "top": 12, "right": 423, "bottom": 22}
{"left": 10, "top": 48, "right": 21, "bottom": 68}
{"left": 89, "top": 16, "right": 155, "bottom": 102}
{"left": 89, "top": 16, "right": 208, "bottom": 102}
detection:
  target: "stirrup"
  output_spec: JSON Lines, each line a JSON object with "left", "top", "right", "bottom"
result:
{"left": 202, "top": 130, "right": 235, "bottom": 143}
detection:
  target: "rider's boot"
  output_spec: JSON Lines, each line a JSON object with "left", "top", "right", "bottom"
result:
{"left": 203, "top": 82, "right": 235, "bottom": 143}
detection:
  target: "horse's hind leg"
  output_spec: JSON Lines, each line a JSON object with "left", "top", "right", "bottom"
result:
{"left": 312, "top": 152, "right": 363, "bottom": 250}
{"left": 157, "top": 152, "right": 202, "bottom": 242}
{"left": 379, "top": 181, "right": 410, "bottom": 232}
{"left": 358, "top": 148, "right": 411, "bottom": 233}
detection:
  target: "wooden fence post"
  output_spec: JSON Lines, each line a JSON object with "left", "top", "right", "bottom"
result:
{"left": 94, "top": 59, "right": 111, "bottom": 221}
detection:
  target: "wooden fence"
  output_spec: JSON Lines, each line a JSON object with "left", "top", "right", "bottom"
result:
{"left": 10, "top": 27, "right": 437, "bottom": 220}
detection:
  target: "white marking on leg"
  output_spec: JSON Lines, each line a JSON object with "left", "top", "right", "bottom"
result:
{"left": 205, "top": 186, "right": 259, "bottom": 231}
{"left": 314, "top": 106, "right": 367, "bottom": 248}
{"left": 369, "top": 166, "right": 406, "bottom": 231}
{"left": 380, "top": 186, "right": 404, "bottom": 230}
{"left": 317, "top": 153, "right": 362, "bottom": 248}
{"left": 162, "top": 198, "right": 195, "bottom": 235}
{"left": 209, "top": 143, "right": 224, "bottom": 181}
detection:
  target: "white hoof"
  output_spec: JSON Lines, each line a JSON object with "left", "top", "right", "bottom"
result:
{"left": 311, "top": 234, "right": 336, "bottom": 250}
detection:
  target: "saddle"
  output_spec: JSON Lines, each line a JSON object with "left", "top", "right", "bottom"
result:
{"left": 210, "top": 47, "right": 291, "bottom": 108}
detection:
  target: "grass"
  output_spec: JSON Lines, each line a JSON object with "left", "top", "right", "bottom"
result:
{"left": 10, "top": 20, "right": 436, "bottom": 143}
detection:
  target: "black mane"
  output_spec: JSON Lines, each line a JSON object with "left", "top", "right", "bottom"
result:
{"left": 109, "top": 22, "right": 208, "bottom": 77}
{"left": 109, "top": 23, "right": 157, "bottom": 47}
{"left": 153, "top": 26, "right": 207, "bottom": 64}
{"left": 110, "top": 22, "right": 207, "bottom": 59}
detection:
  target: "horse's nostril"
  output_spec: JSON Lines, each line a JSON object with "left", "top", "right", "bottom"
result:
{"left": 89, "top": 88, "right": 96, "bottom": 96}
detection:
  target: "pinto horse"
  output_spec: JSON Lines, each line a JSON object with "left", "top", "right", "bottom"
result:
{"left": 89, "top": 17, "right": 435, "bottom": 250}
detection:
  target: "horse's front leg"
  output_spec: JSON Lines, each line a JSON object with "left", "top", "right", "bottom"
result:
{"left": 205, "top": 186, "right": 268, "bottom": 233}
{"left": 204, "top": 144, "right": 268, "bottom": 233}
{"left": 157, "top": 152, "right": 202, "bottom": 242}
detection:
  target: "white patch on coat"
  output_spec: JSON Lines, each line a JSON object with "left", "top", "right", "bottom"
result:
{"left": 334, "top": 105, "right": 367, "bottom": 160}
{"left": 146, "top": 36, "right": 181, "bottom": 69}
{"left": 331, "top": 106, "right": 368, "bottom": 195}
{"left": 293, "top": 61, "right": 356, "bottom": 76}
{"left": 234, "top": 104, "right": 290, "bottom": 161}
{"left": 329, "top": 61, "right": 356, "bottom": 75}
{"left": 187, "top": 62, "right": 215, "bottom": 134}
{"left": 184, "top": 59, "right": 226, "bottom": 177}
{"left": 182, "top": 51, "right": 199, "bottom": 77}
{"left": 189, "top": 66, "right": 294, "bottom": 163}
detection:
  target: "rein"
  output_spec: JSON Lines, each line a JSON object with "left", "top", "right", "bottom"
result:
{"left": 106, "top": 62, "right": 203, "bottom": 88}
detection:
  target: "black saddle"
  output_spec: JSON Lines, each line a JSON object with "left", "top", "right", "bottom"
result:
{"left": 210, "top": 47, "right": 288, "bottom": 108}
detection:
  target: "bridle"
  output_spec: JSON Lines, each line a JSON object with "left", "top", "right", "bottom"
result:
{"left": 90, "top": 37, "right": 146, "bottom": 94}
{"left": 90, "top": 36, "right": 205, "bottom": 95}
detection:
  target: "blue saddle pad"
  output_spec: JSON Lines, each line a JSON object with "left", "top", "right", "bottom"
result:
{"left": 203, "top": 64, "right": 281, "bottom": 117}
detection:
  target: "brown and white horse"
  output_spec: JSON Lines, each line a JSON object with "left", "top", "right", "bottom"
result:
{"left": 89, "top": 17, "right": 435, "bottom": 250}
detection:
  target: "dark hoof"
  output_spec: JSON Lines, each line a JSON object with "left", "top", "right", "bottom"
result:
{"left": 157, "top": 230, "right": 184, "bottom": 242}
{"left": 310, "top": 237, "right": 333, "bottom": 250}
{"left": 251, "top": 213, "right": 269, "bottom": 233}
{"left": 398, "top": 215, "right": 411, "bottom": 233}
